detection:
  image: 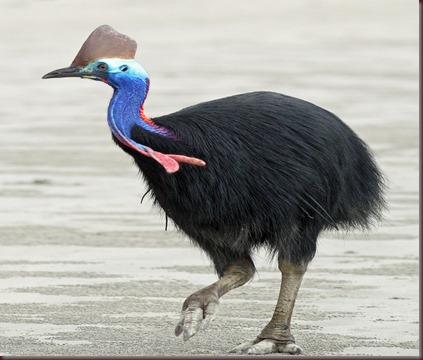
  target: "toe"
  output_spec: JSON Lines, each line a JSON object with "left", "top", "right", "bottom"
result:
{"left": 182, "top": 306, "right": 204, "bottom": 341}
{"left": 200, "top": 314, "right": 214, "bottom": 331}
{"left": 175, "top": 290, "right": 220, "bottom": 341}
{"left": 277, "top": 342, "right": 304, "bottom": 355}
{"left": 243, "top": 339, "right": 277, "bottom": 355}
{"left": 229, "top": 338, "right": 304, "bottom": 355}
{"left": 228, "top": 340, "right": 255, "bottom": 354}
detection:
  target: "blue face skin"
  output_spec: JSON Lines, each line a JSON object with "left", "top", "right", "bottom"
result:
{"left": 81, "top": 58, "right": 149, "bottom": 90}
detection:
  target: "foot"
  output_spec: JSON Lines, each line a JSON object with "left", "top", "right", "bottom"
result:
{"left": 174, "top": 285, "right": 219, "bottom": 341}
{"left": 229, "top": 338, "right": 304, "bottom": 355}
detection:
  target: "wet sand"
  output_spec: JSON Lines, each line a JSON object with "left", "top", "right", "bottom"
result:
{"left": 0, "top": 0, "right": 419, "bottom": 357}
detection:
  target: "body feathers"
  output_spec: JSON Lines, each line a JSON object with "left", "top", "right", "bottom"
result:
{"left": 114, "top": 91, "right": 385, "bottom": 273}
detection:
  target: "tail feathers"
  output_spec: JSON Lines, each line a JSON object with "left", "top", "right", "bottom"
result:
{"left": 301, "top": 193, "right": 339, "bottom": 230}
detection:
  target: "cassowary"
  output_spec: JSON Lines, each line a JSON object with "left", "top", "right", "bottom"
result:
{"left": 43, "top": 25, "right": 385, "bottom": 355}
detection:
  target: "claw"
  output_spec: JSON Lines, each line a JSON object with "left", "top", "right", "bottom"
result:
{"left": 174, "top": 323, "right": 183, "bottom": 337}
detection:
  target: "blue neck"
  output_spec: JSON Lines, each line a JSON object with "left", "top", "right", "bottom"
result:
{"left": 107, "top": 76, "right": 174, "bottom": 152}
{"left": 101, "top": 60, "right": 205, "bottom": 173}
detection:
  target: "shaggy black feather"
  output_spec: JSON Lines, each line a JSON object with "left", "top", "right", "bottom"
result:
{"left": 114, "top": 91, "right": 386, "bottom": 276}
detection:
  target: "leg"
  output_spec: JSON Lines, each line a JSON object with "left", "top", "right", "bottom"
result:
{"left": 175, "top": 256, "right": 255, "bottom": 341}
{"left": 230, "top": 259, "right": 307, "bottom": 355}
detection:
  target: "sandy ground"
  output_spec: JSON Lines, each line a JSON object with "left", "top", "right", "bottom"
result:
{"left": 0, "top": 0, "right": 419, "bottom": 357}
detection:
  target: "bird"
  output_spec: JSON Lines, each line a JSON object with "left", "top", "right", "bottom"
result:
{"left": 43, "top": 25, "right": 386, "bottom": 355}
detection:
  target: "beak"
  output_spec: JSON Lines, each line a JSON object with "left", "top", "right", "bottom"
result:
{"left": 42, "top": 66, "right": 105, "bottom": 80}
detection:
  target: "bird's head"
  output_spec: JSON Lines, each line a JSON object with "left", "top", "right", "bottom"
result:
{"left": 43, "top": 58, "right": 150, "bottom": 90}
{"left": 42, "top": 24, "right": 206, "bottom": 173}
{"left": 42, "top": 25, "right": 148, "bottom": 90}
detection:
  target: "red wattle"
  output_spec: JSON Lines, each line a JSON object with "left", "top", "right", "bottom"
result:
{"left": 145, "top": 147, "right": 206, "bottom": 174}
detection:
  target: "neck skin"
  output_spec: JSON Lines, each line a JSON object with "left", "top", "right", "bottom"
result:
{"left": 105, "top": 63, "right": 205, "bottom": 173}
{"left": 107, "top": 76, "right": 174, "bottom": 151}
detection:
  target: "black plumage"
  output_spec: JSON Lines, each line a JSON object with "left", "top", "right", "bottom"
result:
{"left": 121, "top": 91, "right": 385, "bottom": 275}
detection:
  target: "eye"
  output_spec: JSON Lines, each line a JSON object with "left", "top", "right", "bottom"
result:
{"left": 120, "top": 65, "right": 128, "bottom": 72}
{"left": 97, "top": 63, "right": 108, "bottom": 71}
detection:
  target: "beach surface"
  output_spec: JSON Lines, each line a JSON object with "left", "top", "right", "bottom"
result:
{"left": 0, "top": 0, "right": 419, "bottom": 356}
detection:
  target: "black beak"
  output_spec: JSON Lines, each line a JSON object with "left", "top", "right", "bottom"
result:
{"left": 42, "top": 66, "right": 105, "bottom": 80}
